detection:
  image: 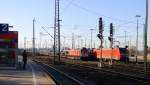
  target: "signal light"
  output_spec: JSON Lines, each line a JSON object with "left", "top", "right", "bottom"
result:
{"left": 110, "top": 23, "right": 113, "bottom": 35}
{"left": 99, "top": 17, "right": 103, "bottom": 33}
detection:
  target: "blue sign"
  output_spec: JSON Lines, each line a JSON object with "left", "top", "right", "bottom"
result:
{"left": 0, "top": 24, "right": 9, "bottom": 33}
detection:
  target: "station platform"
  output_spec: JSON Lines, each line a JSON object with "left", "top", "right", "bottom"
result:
{"left": 0, "top": 60, "right": 56, "bottom": 85}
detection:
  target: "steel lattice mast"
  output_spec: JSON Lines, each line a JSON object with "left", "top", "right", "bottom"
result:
{"left": 54, "top": 0, "right": 61, "bottom": 64}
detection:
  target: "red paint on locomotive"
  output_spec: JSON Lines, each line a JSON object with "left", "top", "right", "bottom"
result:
{"left": 65, "top": 50, "right": 80, "bottom": 57}
{"left": 95, "top": 48, "right": 121, "bottom": 60}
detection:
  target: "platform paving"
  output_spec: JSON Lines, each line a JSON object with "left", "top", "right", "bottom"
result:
{"left": 0, "top": 60, "right": 56, "bottom": 85}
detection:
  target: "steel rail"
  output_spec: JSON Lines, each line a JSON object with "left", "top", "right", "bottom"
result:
{"left": 68, "top": 63, "right": 150, "bottom": 83}
{"left": 33, "top": 60, "right": 84, "bottom": 85}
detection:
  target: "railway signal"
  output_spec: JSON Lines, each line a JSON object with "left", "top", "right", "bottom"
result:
{"left": 109, "top": 23, "right": 113, "bottom": 44}
{"left": 110, "top": 23, "right": 113, "bottom": 36}
{"left": 99, "top": 17, "right": 103, "bottom": 34}
{"left": 109, "top": 23, "right": 113, "bottom": 66}
{"left": 97, "top": 17, "right": 103, "bottom": 68}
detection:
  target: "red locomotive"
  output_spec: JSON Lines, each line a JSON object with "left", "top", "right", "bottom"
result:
{"left": 93, "top": 48, "right": 129, "bottom": 61}
{"left": 65, "top": 47, "right": 129, "bottom": 62}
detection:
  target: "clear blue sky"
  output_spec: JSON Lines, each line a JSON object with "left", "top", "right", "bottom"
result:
{"left": 0, "top": 0, "right": 149, "bottom": 49}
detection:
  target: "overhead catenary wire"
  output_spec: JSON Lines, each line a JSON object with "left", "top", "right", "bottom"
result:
{"left": 64, "top": 0, "right": 146, "bottom": 25}
{"left": 61, "top": 0, "right": 74, "bottom": 14}
{"left": 58, "top": 0, "right": 149, "bottom": 49}
{"left": 41, "top": 26, "right": 54, "bottom": 39}
{"left": 60, "top": 0, "right": 149, "bottom": 39}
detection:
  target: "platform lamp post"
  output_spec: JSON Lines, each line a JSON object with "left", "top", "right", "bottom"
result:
{"left": 135, "top": 15, "right": 141, "bottom": 64}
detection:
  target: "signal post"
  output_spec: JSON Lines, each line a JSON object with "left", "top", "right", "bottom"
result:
{"left": 97, "top": 17, "right": 103, "bottom": 68}
{"left": 108, "top": 23, "right": 113, "bottom": 66}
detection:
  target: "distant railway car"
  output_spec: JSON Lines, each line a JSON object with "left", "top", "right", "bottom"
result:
{"left": 65, "top": 48, "right": 97, "bottom": 60}
{"left": 65, "top": 49, "right": 81, "bottom": 59}
{"left": 65, "top": 47, "right": 129, "bottom": 62}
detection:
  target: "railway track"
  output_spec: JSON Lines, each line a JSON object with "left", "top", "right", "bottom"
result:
{"left": 34, "top": 57, "right": 150, "bottom": 85}
{"left": 62, "top": 58, "right": 150, "bottom": 80}
{"left": 69, "top": 63, "right": 150, "bottom": 82}
{"left": 34, "top": 56, "right": 150, "bottom": 74}
{"left": 63, "top": 57, "right": 150, "bottom": 72}
{"left": 33, "top": 60, "right": 84, "bottom": 85}
{"left": 34, "top": 56, "right": 150, "bottom": 84}
{"left": 57, "top": 62, "right": 150, "bottom": 85}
